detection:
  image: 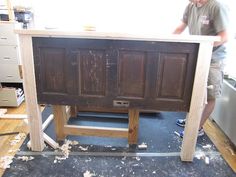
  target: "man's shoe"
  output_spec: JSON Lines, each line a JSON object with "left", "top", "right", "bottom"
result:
{"left": 179, "top": 128, "right": 205, "bottom": 138}
{"left": 176, "top": 119, "right": 186, "bottom": 127}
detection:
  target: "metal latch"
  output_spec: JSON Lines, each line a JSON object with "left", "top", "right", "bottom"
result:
{"left": 113, "top": 100, "right": 130, "bottom": 108}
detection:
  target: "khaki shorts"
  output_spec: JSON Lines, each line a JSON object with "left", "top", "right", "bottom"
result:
{"left": 207, "top": 61, "right": 224, "bottom": 99}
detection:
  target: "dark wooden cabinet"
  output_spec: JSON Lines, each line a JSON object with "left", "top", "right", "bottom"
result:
{"left": 33, "top": 37, "right": 199, "bottom": 112}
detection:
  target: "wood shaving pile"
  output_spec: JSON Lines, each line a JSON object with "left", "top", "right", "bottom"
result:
{"left": 0, "top": 156, "right": 13, "bottom": 169}
{"left": 54, "top": 139, "right": 79, "bottom": 163}
{"left": 195, "top": 151, "right": 210, "bottom": 165}
{"left": 9, "top": 133, "right": 26, "bottom": 146}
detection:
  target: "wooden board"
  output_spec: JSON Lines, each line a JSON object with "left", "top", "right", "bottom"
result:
{"left": 204, "top": 119, "right": 236, "bottom": 173}
{"left": 0, "top": 103, "right": 44, "bottom": 176}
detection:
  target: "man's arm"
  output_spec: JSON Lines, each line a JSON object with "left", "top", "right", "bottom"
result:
{"left": 214, "top": 30, "right": 228, "bottom": 47}
{"left": 173, "top": 22, "right": 187, "bottom": 34}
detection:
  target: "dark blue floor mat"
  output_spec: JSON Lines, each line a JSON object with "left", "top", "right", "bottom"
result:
{"left": 3, "top": 105, "right": 236, "bottom": 177}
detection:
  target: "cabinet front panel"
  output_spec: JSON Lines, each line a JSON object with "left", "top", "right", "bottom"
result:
{"left": 33, "top": 37, "right": 199, "bottom": 111}
{"left": 40, "top": 47, "right": 67, "bottom": 94}
{"left": 156, "top": 53, "right": 187, "bottom": 99}
{"left": 78, "top": 49, "right": 106, "bottom": 96}
{"left": 118, "top": 50, "right": 146, "bottom": 98}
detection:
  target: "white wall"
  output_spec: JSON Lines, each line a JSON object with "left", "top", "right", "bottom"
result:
{"left": 30, "top": 0, "right": 187, "bottom": 34}
{"left": 11, "top": 0, "right": 236, "bottom": 78}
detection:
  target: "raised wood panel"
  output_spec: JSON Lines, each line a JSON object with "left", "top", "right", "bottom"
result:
{"left": 41, "top": 47, "right": 67, "bottom": 93}
{"left": 118, "top": 50, "right": 146, "bottom": 98}
{"left": 156, "top": 53, "right": 187, "bottom": 99}
{"left": 78, "top": 49, "right": 106, "bottom": 96}
{"left": 32, "top": 38, "right": 199, "bottom": 111}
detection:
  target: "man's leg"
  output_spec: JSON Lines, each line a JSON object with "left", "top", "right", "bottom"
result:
{"left": 199, "top": 98, "right": 215, "bottom": 129}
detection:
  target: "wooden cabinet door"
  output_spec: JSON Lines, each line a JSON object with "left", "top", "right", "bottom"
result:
{"left": 33, "top": 38, "right": 114, "bottom": 107}
{"left": 33, "top": 38, "right": 198, "bottom": 111}
{"left": 112, "top": 40, "right": 198, "bottom": 111}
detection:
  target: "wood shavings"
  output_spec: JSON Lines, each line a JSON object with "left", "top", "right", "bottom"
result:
{"left": 195, "top": 151, "right": 205, "bottom": 160}
{"left": 85, "top": 158, "right": 92, "bottom": 162}
{"left": 205, "top": 156, "right": 210, "bottom": 164}
{"left": 195, "top": 151, "right": 210, "bottom": 164}
{"left": 55, "top": 156, "right": 67, "bottom": 161}
{"left": 8, "top": 149, "right": 20, "bottom": 153}
{"left": 79, "top": 146, "right": 88, "bottom": 151}
{"left": 9, "top": 133, "right": 26, "bottom": 146}
{"left": 133, "top": 164, "right": 139, "bottom": 167}
{"left": 54, "top": 139, "right": 79, "bottom": 162}
{"left": 71, "top": 140, "right": 79, "bottom": 145}
{"left": 226, "top": 146, "right": 236, "bottom": 156}
{"left": 83, "top": 170, "right": 95, "bottom": 177}
{"left": 59, "top": 139, "right": 72, "bottom": 158}
{"left": 138, "top": 142, "right": 147, "bottom": 150}
{"left": 0, "top": 156, "right": 13, "bottom": 169}
{"left": 174, "top": 131, "right": 180, "bottom": 137}
{"left": 202, "top": 144, "right": 212, "bottom": 149}
{"left": 121, "top": 156, "right": 126, "bottom": 161}
{"left": 17, "top": 156, "right": 34, "bottom": 161}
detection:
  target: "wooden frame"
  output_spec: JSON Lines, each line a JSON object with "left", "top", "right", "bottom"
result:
{"left": 52, "top": 105, "right": 139, "bottom": 144}
{"left": 16, "top": 30, "right": 218, "bottom": 161}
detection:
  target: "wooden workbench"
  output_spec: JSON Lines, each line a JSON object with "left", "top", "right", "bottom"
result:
{"left": 15, "top": 29, "right": 218, "bottom": 161}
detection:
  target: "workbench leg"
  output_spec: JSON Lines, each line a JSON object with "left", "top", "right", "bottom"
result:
{"left": 128, "top": 109, "right": 139, "bottom": 144}
{"left": 70, "top": 106, "right": 78, "bottom": 117}
{"left": 180, "top": 42, "right": 213, "bottom": 161}
{"left": 19, "top": 35, "right": 44, "bottom": 151}
{"left": 53, "top": 105, "right": 67, "bottom": 140}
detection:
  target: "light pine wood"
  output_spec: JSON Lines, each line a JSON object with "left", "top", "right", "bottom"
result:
{"left": 43, "top": 133, "right": 59, "bottom": 149}
{"left": 27, "top": 114, "right": 54, "bottom": 149}
{"left": 6, "top": 0, "right": 14, "bottom": 21}
{"left": 15, "top": 30, "right": 219, "bottom": 159}
{"left": 0, "top": 103, "right": 43, "bottom": 176}
{"left": 15, "top": 29, "right": 220, "bottom": 43}
{"left": 52, "top": 105, "right": 67, "bottom": 140}
{"left": 18, "top": 35, "right": 44, "bottom": 151}
{"left": 204, "top": 119, "right": 236, "bottom": 173}
{"left": 0, "top": 109, "right": 7, "bottom": 116}
{"left": 180, "top": 41, "right": 214, "bottom": 161}
{"left": 128, "top": 109, "right": 139, "bottom": 144}
{"left": 64, "top": 125, "right": 128, "bottom": 138}
{"left": 0, "top": 114, "right": 27, "bottom": 119}
{"left": 70, "top": 106, "right": 78, "bottom": 117}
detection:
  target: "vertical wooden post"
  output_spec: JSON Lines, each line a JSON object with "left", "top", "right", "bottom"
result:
{"left": 70, "top": 106, "right": 78, "bottom": 117}
{"left": 181, "top": 41, "right": 214, "bottom": 161}
{"left": 53, "top": 105, "right": 67, "bottom": 140}
{"left": 6, "top": 0, "right": 15, "bottom": 21}
{"left": 128, "top": 109, "right": 139, "bottom": 144}
{"left": 19, "top": 35, "right": 44, "bottom": 151}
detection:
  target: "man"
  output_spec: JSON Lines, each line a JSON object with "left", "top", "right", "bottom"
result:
{"left": 173, "top": 0, "right": 229, "bottom": 137}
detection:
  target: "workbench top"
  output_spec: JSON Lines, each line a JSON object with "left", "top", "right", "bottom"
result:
{"left": 15, "top": 28, "right": 219, "bottom": 43}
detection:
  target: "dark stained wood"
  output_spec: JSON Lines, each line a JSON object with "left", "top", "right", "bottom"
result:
{"left": 32, "top": 38, "right": 199, "bottom": 112}
{"left": 78, "top": 49, "right": 106, "bottom": 96}
{"left": 118, "top": 50, "right": 146, "bottom": 98}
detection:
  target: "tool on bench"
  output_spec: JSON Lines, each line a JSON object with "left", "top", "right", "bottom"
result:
{"left": 0, "top": 132, "right": 19, "bottom": 137}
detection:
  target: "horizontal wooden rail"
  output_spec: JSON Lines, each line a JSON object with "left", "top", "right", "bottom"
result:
{"left": 64, "top": 125, "right": 128, "bottom": 138}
